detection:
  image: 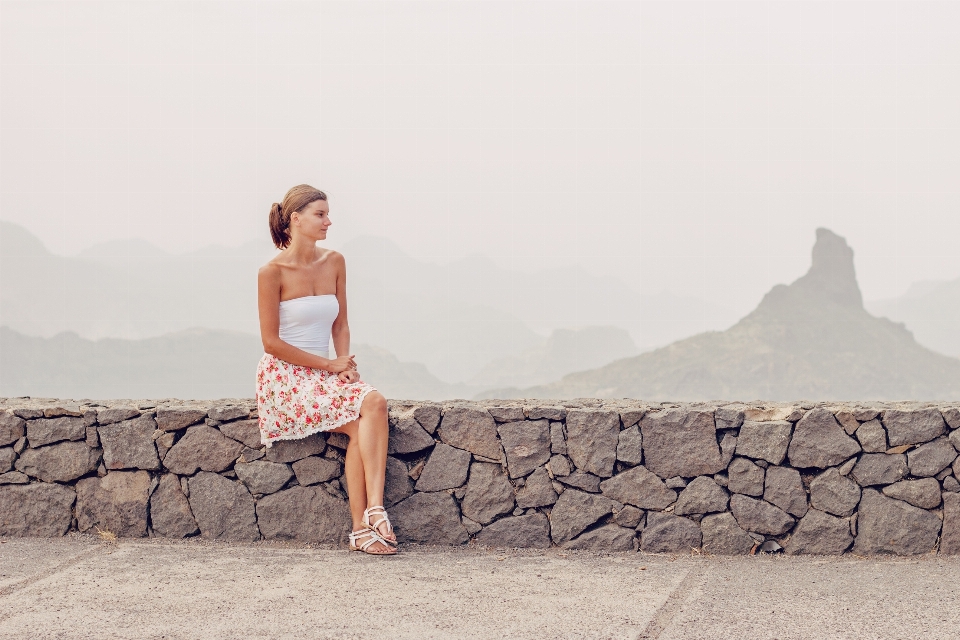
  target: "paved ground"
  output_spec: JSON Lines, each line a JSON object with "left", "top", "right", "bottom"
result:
{"left": 1, "top": 536, "right": 959, "bottom": 639}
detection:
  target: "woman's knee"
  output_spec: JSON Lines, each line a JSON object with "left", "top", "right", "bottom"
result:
{"left": 362, "top": 391, "right": 387, "bottom": 416}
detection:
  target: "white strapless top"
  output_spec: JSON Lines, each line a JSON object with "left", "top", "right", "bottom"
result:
{"left": 278, "top": 294, "right": 339, "bottom": 358}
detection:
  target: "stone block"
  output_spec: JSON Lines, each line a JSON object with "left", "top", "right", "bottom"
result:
{"left": 834, "top": 409, "right": 860, "bottom": 435}
{"left": 497, "top": 420, "right": 551, "bottom": 478}
{"left": 156, "top": 407, "right": 207, "bottom": 431}
{"left": 99, "top": 415, "right": 160, "bottom": 471}
{"left": 907, "top": 437, "right": 958, "bottom": 477}
{"left": 208, "top": 405, "right": 248, "bottom": 422}
{"left": 736, "top": 420, "right": 793, "bottom": 465}
{"left": 0, "top": 471, "right": 29, "bottom": 484}
{"left": 853, "top": 489, "right": 941, "bottom": 555}
{"left": 263, "top": 433, "right": 326, "bottom": 463}
{"left": 150, "top": 473, "right": 198, "bottom": 538}
{"left": 729, "top": 494, "right": 795, "bottom": 535}
{"left": 415, "top": 443, "right": 471, "bottom": 492}
{"left": 851, "top": 453, "right": 909, "bottom": 487}
{"left": 411, "top": 405, "right": 441, "bottom": 433}
{"left": 163, "top": 425, "right": 244, "bottom": 475}
{"left": 619, "top": 408, "right": 647, "bottom": 428}
{"left": 549, "top": 489, "right": 619, "bottom": 544}
{"left": 641, "top": 409, "right": 725, "bottom": 479}
{"left": 787, "top": 408, "right": 861, "bottom": 469}
{"left": 257, "top": 485, "right": 350, "bottom": 544}
{"left": 882, "top": 408, "right": 946, "bottom": 447}
{"left": 809, "top": 468, "right": 861, "bottom": 517}
{"left": 0, "top": 411, "right": 27, "bottom": 446}
{"left": 76, "top": 470, "right": 151, "bottom": 537}
{"left": 616, "top": 425, "right": 643, "bottom": 465}
{"left": 96, "top": 408, "right": 141, "bottom": 426}
{"left": 563, "top": 524, "right": 635, "bottom": 552}
{"left": 941, "top": 407, "right": 960, "bottom": 430}
{"left": 187, "top": 472, "right": 259, "bottom": 542}
{"left": 0, "top": 447, "right": 15, "bottom": 473}
{"left": 565, "top": 409, "right": 620, "bottom": 478}
{"left": 26, "top": 417, "right": 85, "bottom": 447}
{"left": 0, "top": 482, "right": 75, "bottom": 536}
{"left": 523, "top": 406, "right": 565, "bottom": 421}
{"left": 881, "top": 478, "right": 941, "bottom": 509}
{"left": 784, "top": 509, "right": 853, "bottom": 555}
{"left": 855, "top": 419, "right": 888, "bottom": 453}
{"left": 388, "top": 412, "right": 435, "bottom": 455}
{"left": 15, "top": 441, "right": 101, "bottom": 483}
{"left": 558, "top": 471, "right": 602, "bottom": 493}
{"left": 701, "top": 512, "right": 754, "bottom": 555}
{"left": 941, "top": 492, "right": 960, "bottom": 555}
{"left": 461, "top": 462, "right": 515, "bottom": 525}
{"left": 613, "top": 505, "right": 644, "bottom": 529}
{"left": 599, "top": 465, "right": 677, "bottom": 510}
{"left": 715, "top": 405, "right": 745, "bottom": 430}
{"left": 674, "top": 476, "right": 729, "bottom": 516}
{"left": 763, "top": 466, "right": 808, "bottom": 518}
{"left": 727, "top": 457, "right": 765, "bottom": 497}
{"left": 437, "top": 407, "right": 501, "bottom": 461}
{"left": 391, "top": 491, "right": 469, "bottom": 545}
{"left": 547, "top": 454, "right": 572, "bottom": 477}
{"left": 515, "top": 467, "right": 558, "bottom": 509}
{"left": 218, "top": 419, "right": 262, "bottom": 449}
{"left": 475, "top": 512, "right": 551, "bottom": 549}
{"left": 640, "top": 512, "right": 702, "bottom": 553}
{"left": 291, "top": 456, "right": 341, "bottom": 487}
{"left": 235, "top": 460, "right": 294, "bottom": 495}
{"left": 384, "top": 456, "right": 414, "bottom": 507}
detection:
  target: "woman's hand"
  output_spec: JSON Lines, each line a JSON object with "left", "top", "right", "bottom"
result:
{"left": 338, "top": 370, "right": 360, "bottom": 384}
{"left": 326, "top": 355, "right": 357, "bottom": 373}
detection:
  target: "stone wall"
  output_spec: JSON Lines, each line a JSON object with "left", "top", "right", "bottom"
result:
{"left": 3, "top": 397, "right": 960, "bottom": 556}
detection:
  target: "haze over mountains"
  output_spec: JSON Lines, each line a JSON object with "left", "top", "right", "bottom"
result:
{"left": 496, "top": 229, "right": 960, "bottom": 401}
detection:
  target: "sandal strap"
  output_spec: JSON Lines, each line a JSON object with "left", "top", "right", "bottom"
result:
{"left": 363, "top": 506, "right": 393, "bottom": 535}
{"left": 350, "top": 527, "right": 390, "bottom": 552}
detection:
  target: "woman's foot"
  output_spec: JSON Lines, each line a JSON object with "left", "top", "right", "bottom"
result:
{"left": 348, "top": 527, "right": 396, "bottom": 555}
{"left": 363, "top": 506, "right": 397, "bottom": 545}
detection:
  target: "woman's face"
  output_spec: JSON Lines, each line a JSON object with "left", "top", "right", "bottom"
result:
{"left": 292, "top": 199, "right": 331, "bottom": 241}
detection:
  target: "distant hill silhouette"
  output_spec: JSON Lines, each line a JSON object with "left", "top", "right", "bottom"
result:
{"left": 867, "top": 279, "right": 960, "bottom": 359}
{"left": 498, "top": 229, "right": 960, "bottom": 401}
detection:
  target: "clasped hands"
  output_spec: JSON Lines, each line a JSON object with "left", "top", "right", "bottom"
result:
{"left": 329, "top": 354, "right": 360, "bottom": 384}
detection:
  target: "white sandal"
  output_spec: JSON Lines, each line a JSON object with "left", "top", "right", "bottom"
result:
{"left": 363, "top": 506, "right": 396, "bottom": 546}
{"left": 349, "top": 527, "right": 396, "bottom": 555}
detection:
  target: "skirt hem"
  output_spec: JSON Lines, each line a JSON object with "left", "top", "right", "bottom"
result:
{"left": 260, "top": 384, "right": 375, "bottom": 448}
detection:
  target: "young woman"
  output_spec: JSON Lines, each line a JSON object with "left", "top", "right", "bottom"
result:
{"left": 256, "top": 184, "right": 396, "bottom": 556}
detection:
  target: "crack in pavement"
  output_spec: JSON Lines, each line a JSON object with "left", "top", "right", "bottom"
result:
{"left": 636, "top": 562, "right": 707, "bottom": 640}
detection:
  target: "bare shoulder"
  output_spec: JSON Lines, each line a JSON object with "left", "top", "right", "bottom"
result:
{"left": 258, "top": 260, "right": 283, "bottom": 282}
{"left": 319, "top": 248, "right": 346, "bottom": 270}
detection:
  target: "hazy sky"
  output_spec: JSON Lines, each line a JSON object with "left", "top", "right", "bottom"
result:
{"left": 2, "top": 0, "right": 960, "bottom": 316}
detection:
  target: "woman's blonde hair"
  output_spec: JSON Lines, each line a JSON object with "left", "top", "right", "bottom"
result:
{"left": 269, "top": 184, "right": 328, "bottom": 249}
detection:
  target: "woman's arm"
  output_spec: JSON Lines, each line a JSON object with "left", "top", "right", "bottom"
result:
{"left": 258, "top": 262, "right": 348, "bottom": 372}
{"left": 330, "top": 252, "right": 352, "bottom": 359}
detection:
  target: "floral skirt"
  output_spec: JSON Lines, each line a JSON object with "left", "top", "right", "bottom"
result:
{"left": 256, "top": 353, "right": 377, "bottom": 448}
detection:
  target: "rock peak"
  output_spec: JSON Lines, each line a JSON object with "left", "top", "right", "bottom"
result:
{"left": 792, "top": 228, "right": 863, "bottom": 308}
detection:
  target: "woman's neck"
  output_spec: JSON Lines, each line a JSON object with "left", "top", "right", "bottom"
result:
{"left": 286, "top": 236, "right": 318, "bottom": 264}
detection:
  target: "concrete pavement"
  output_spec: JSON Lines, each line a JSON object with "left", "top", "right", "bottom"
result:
{"left": 1, "top": 535, "right": 959, "bottom": 639}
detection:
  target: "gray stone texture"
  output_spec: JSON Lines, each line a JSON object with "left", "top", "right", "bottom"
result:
{"left": 558, "top": 471, "right": 602, "bottom": 493}
{"left": 16, "top": 442, "right": 101, "bottom": 483}
{"left": 149, "top": 473, "right": 199, "bottom": 538}
{"left": 853, "top": 489, "right": 941, "bottom": 555}
{"left": 391, "top": 491, "right": 469, "bottom": 545}
{"left": 736, "top": 420, "right": 793, "bottom": 465}
{"left": 0, "top": 471, "right": 29, "bottom": 484}
{"left": 619, "top": 408, "right": 647, "bottom": 428}
{"left": 383, "top": 456, "right": 415, "bottom": 507}
{"left": 187, "top": 472, "right": 260, "bottom": 542}
{"left": 616, "top": 425, "right": 643, "bottom": 465}
{"left": 415, "top": 443, "right": 470, "bottom": 492}
{"left": 388, "top": 413, "right": 435, "bottom": 455}
{"left": 549, "top": 421, "right": 567, "bottom": 455}
{"left": 0, "top": 411, "right": 27, "bottom": 446}
{"left": 727, "top": 457, "right": 765, "bottom": 497}
{"left": 234, "top": 460, "right": 294, "bottom": 495}
{"left": 907, "top": 437, "right": 958, "bottom": 477}
{"left": 855, "top": 419, "right": 888, "bottom": 453}
{"left": 460, "top": 462, "right": 515, "bottom": 525}
{"left": 883, "top": 408, "right": 946, "bottom": 447}
{"left": 99, "top": 415, "right": 160, "bottom": 471}
{"left": 208, "top": 406, "right": 248, "bottom": 422}
{"left": 700, "top": 512, "right": 755, "bottom": 555}
{"left": 0, "top": 482, "right": 75, "bottom": 537}
{"left": 291, "top": 456, "right": 341, "bottom": 487}
{"left": 263, "top": 433, "right": 326, "bottom": 463}
{"left": 218, "top": 419, "right": 262, "bottom": 449}
{"left": 437, "top": 407, "right": 502, "bottom": 461}
{"left": 524, "top": 406, "right": 565, "bottom": 421}
{"left": 256, "top": 485, "right": 350, "bottom": 544}
{"left": 0, "top": 447, "right": 15, "bottom": 473}
{"left": 787, "top": 408, "right": 861, "bottom": 469}
{"left": 565, "top": 409, "right": 620, "bottom": 478}
{"left": 641, "top": 409, "right": 725, "bottom": 479}
{"left": 497, "top": 419, "right": 551, "bottom": 478}
{"left": 784, "top": 509, "right": 853, "bottom": 555}
{"left": 715, "top": 405, "right": 746, "bottom": 430}
{"left": 549, "top": 489, "right": 618, "bottom": 544}
{"left": 76, "top": 471, "right": 151, "bottom": 537}
{"left": 156, "top": 407, "right": 207, "bottom": 431}
{"left": 834, "top": 410, "right": 861, "bottom": 435}
{"left": 27, "top": 417, "right": 85, "bottom": 447}
{"left": 413, "top": 405, "right": 442, "bottom": 434}
{"left": 640, "top": 512, "right": 702, "bottom": 553}
{"left": 730, "top": 494, "right": 795, "bottom": 536}
{"left": 563, "top": 524, "right": 635, "bottom": 551}
{"left": 613, "top": 505, "right": 644, "bottom": 529}
{"left": 599, "top": 465, "right": 677, "bottom": 510}
{"left": 809, "top": 468, "right": 861, "bottom": 517}
{"left": 881, "top": 478, "right": 942, "bottom": 509}
{"left": 548, "top": 454, "right": 571, "bottom": 477}
{"left": 763, "top": 466, "right": 809, "bottom": 518}
{"left": 96, "top": 407, "right": 141, "bottom": 426}
{"left": 941, "top": 492, "right": 960, "bottom": 555}
{"left": 163, "top": 425, "right": 243, "bottom": 475}
{"left": 475, "top": 512, "right": 551, "bottom": 549}
{"left": 851, "top": 453, "right": 909, "bottom": 487}
{"left": 674, "top": 476, "right": 729, "bottom": 516}
{"left": 515, "top": 467, "right": 558, "bottom": 509}
{"left": 941, "top": 407, "right": 960, "bottom": 429}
